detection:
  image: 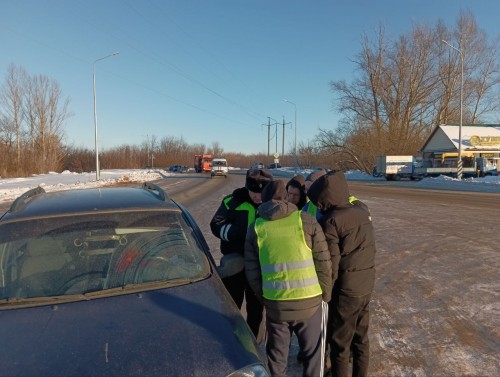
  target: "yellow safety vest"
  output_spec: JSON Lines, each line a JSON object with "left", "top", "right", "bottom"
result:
{"left": 224, "top": 196, "right": 256, "bottom": 227}
{"left": 255, "top": 211, "right": 322, "bottom": 301}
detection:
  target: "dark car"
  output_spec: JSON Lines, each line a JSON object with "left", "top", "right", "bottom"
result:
{"left": 251, "top": 162, "right": 264, "bottom": 169}
{"left": 167, "top": 164, "right": 180, "bottom": 172}
{"left": 177, "top": 165, "right": 189, "bottom": 173}
{"left": 0, "top": 183, "right": 269, "bottom": 377}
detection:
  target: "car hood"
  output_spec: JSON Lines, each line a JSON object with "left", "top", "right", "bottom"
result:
{"left": 0, "top": 277, "right": 264, "bottom": 377}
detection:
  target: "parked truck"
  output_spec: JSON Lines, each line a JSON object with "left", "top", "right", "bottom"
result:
{"left": 375, "top": 154, "right": 497, "bottom": 180}
{"left": 374, "top": 155, "right": 421, "bottom": 181}
{"left": 415, "top": 154, "right": 497, "bottom": 178}
{"left": 194, "top": 154, "right": 213, "bottom": 173}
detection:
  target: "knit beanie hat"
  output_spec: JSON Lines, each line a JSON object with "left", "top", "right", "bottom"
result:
{"left": 261, "top": 180, "right": 287, "bottom": 202}
{"left": 246, "top": 169, "right": 273, "bottom": 193}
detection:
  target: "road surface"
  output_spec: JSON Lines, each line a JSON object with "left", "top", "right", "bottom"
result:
{"left": 164, "top": 172, "right": 499, "bottom": 377}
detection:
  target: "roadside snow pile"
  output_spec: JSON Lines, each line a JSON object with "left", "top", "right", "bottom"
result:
{"left": 344, "top": 170, "right": 382, "bottom": 180}
{"left": 0, "top": 169, "right": 163, "bottom": 202}
{"left": 416, "top": 174, "right": 500, "bottom": 193}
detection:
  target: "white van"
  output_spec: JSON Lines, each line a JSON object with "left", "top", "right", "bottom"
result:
{"left": 211, "top": 158, "right": 228, "bottom": 178}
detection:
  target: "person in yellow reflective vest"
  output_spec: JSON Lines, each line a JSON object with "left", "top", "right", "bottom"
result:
{"left": 210, "top": 169, "right": 273, "bottom": 339}
{"left": 245, "top": 180, "right": 333, "bottom": 377}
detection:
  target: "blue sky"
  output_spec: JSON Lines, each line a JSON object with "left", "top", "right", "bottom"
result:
{"left": 1, "top": 0, "right": 499, "bottom": 156}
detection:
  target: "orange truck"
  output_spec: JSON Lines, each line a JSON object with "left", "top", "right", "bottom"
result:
{"left": 194, "top": 154, "right": 213, "bottom": 173}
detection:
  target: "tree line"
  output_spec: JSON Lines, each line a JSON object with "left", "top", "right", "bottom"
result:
{"left": 1, "top": 11, "right": 498, "bottom": 178}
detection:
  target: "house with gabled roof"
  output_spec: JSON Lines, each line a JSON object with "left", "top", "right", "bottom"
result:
{"left": 419, "top": 124, "right": 500, "bottom": 173}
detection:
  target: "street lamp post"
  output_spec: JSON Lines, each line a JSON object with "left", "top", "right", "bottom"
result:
{"left": 93, "top": 52, "right": 119, "bottom": 180}
{"left": 283, "top": 99, "right": 297, "bottom": 172}
{"left": 442, "top": 40, "right": 463, "bottom": 180}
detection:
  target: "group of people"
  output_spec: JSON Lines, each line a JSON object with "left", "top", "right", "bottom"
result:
{"left": 210, "top": 168, "right": 376, "bottom": 377}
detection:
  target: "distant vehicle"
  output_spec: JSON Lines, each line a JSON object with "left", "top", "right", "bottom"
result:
{"left": 375, "top": 156, "right": 419, "bottom": 181}
{"left": 177, "top": 165, "right": 189, "bottom": 173}
{"left": 211, "top": 158, "right": 228, "bottom": 178}
{"left": 167, "top": 164, "right": 181, "bottom": 172}
{"left": 251, "top": 162, "right": 264, "bottom": 169}
{"left": 268, "top": 163, "right": 281, "bottom": 169}
{"left": 375, "top": 154, "right": 497, "bottom": 180}
{"left": 0, "top": 183, "right": 269, "bottom": 377}
{"left": 415, "top": 153, "right": 497, "bottom": 178}
{"left": 194, "top": 154, "right": 212, "bottom": 173}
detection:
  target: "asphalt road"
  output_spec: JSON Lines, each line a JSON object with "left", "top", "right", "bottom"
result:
{"left": 162, "top": 172, "right": 499, "bottom": 377}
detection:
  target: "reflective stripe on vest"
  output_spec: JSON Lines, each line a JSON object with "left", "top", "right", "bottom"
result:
{"left": 255, "top": 211, "right": 322, "bottom": 301}
{"left": 224, "top": 196, "right": 256, "bottom": 228}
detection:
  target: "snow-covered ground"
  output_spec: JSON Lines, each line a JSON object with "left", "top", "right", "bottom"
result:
{"left": 0, "top": 167, "right": 499, "bottom": 203}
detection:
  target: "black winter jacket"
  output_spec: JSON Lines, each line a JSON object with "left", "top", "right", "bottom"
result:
{"left": 307, "top": 170, "right": 376, "bottom": 297}
{"left": 210, "top": 187, "right": 259, "bottom": 256}
{"left": 245, "top": 199, "right": 333, "bottom": 322}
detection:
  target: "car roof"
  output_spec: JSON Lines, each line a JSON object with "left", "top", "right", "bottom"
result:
{"left": 1, "top": 183, "right": 179, "bottom": 222}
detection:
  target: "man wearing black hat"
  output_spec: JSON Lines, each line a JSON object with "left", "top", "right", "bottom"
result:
{"left": 210, "top": 169, "right": 273, "bottom": 338}
{"left": 245, "top": 180, "right": 332, "bottom": 377}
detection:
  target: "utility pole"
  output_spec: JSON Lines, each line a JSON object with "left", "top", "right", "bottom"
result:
{"left": 282, "top": 116, "right": 291, "bottom": 159}
{"left": 263, "top": 117, "right": 278, "bottom": 156}
{"left": 275, "top": 122, "right": 278, "bottom": 154}
{"left": 283, "top": 99, "right": 298, "bottom": 173}
{"left": 442, "top": 39, "right": 464, "bottom": 180}
{"left": 146, "top": 134, "right": 150, "bottom": 167}
{"left": 93, "top": 52, "right": 119, "bottom": 180}
{"left": 267, "top": 117, "right": 271, "bottom": 156}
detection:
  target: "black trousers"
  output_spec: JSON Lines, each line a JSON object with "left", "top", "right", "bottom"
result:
{"left": 222, "top": 270, "right": 263, "bottom": 337}
{"left": 266, "top": 302, "right": 328, "bottom": 377}
{"left": 329, "top": 293, "right": 372, "bottom": 377}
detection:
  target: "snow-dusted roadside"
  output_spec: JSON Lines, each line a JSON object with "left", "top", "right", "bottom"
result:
{"left": 1, "top": 167, "right": 499, "bottom": 203}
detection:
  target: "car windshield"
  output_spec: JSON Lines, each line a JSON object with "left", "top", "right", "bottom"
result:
{"left": 0, "top": 210, "right": 211, "bottom": 302}
{"left": 213, "top": 161, "right": 226, "bottom": 166}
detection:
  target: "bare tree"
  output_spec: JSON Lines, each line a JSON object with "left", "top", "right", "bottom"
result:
{"left": 326, "top": 12, "right": 500, "bottom": 172}
{"left": 209, "top": 141, "right": 224, "bottom": 157}
{"left": 24, "top": 74, "right": 71, "bottom": 173}
{"left": 0, "top": 65, "right": 27, "bottom": 174}
{"left": 439, "top": 11, "right": 500, "bottom": 124}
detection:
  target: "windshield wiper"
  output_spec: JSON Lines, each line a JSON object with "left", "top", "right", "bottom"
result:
{"left": 0, "top": 277, "right": 205, "bottom": 309}
{"left": 0, "top": 294, "right": 89, "bottom": 308}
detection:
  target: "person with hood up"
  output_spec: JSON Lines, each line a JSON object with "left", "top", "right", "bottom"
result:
{"left": 245, "top": 180, "right": 333, "bottom": 377}
{"left": 210, "top": 168, "right": 273, "bottom": 338}
{"left": 307, "top": 170, "right": 376, "bottom": 377}
{"left": 304, "top": 170, "right": 366, "bottom": 220}
{"left": 286, "top": 174, "right": 307, "bottom": 209}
